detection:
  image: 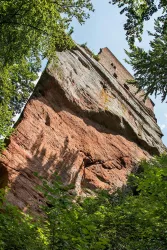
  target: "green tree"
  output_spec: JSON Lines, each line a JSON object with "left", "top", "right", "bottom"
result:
{"left": 0, "top": 189, "right": 47, "bottom": 250}
{"left": 39, "top": 155, "right": 167, "bottom": 249}
{"left": 44, "top": 155, "right": 167, "bottom": 250}
{"left": 97, "top": 154, "right": 167, "bottom": 249}
{"left": 1, "top": 154, "right": 167, "bottom": 249}
{"left": 0, "top": 0, "right": 93, "bottom": 151}
{"left": 125, "top": 20, "right": 167, "bottom": 101}
{"left": 110, "top": 0, "right": 167, "bottom": 101}
{"left": 39, "top": 174, "right": 110, "bottom": 250}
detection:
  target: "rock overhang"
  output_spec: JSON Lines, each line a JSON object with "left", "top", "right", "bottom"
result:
{"left": 0, "top": 45, "right": 166, "bottom": 212}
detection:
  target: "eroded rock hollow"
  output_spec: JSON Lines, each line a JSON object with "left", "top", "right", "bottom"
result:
{"left": 0, "top": 46, "right": 165, "bottom": 212}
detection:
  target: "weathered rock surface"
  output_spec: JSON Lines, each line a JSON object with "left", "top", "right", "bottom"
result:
{"left": 0, "top": 46, "right": 165, "bottom": 212}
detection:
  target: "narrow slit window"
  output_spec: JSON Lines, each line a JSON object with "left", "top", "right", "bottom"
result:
{"left": 111, "top": 63, "right": 116, "bottom": 70}
{"left": 124, "top": 83, "right": 129, "bottom": 90}
{"left": 113, "top": 73, "right": 118, "bottom": 79}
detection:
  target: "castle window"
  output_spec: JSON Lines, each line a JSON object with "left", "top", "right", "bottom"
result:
{"left": 113, "top": 73, "right": 118, "bottom": 79}
{"left": 111, "top": 63, "right": 116, "bottom": 70}
{"left": 100, "top": 81, "right": 107, "bottom": 90}
{"left": 124, "top": 83, "right": 129, "bottom": 90}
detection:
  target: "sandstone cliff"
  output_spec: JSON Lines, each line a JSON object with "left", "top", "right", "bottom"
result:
{"left": 0, "top": 45, "right": 165, "bottom": 212}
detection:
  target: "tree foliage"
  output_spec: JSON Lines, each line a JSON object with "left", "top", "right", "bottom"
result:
{"left": 110, "top": 0, "right": 166, "bottom": 44}
{"left": 110, "top": 0, "right": 167, "bottom": 101}
{"left": 40, "top": 154, "right": 167, "bottom": 249}
{"left": 125, "top": 19, "right": 167, "bottom": 101}
{"left": 0, "top": 0, "right": 93, "bottom": 150}
{"left": 1, "top": 155, "right": 167, "bottom": 249}
{"left": 0, "top": 189, "right": 47, "bottom": 250}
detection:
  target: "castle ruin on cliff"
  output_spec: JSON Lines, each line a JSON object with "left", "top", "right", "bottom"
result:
{"left": 0, "top": 45, "right": 165, "bottom": 213}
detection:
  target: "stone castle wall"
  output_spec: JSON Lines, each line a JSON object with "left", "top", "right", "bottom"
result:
{"left": 98, "top": 47, "right": 154, "bottom": 113}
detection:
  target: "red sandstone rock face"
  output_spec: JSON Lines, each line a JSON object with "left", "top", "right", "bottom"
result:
{"left": 0, "top": 46, "right": 165, "bottom": 213}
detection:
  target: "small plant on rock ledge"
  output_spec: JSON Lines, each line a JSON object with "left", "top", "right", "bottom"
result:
{"left": 80, "top": 43, "right": 100, "bottom": 61}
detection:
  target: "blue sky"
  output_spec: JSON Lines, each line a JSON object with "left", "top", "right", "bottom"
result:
{"left": 71, "top": 0, "right": 167, "bottom": 147}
